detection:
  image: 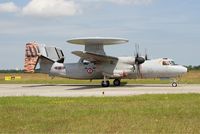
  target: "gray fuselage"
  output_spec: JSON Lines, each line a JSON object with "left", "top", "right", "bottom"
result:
{"left": 49, "top": 57, "right": 187, "bottom": 80}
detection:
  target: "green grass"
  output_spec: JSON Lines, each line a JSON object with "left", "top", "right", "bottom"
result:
{"left": 0, "top": 94, "right": 200, "bottom": 133}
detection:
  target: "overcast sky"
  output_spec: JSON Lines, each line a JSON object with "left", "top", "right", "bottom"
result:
{"left": 0, "top": 0, "right": 200, "bottom": 69}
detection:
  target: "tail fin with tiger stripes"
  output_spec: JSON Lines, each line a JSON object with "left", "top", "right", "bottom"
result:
{"left": 24, "top": 42, "right": 40, "bottom": 73}
{"left": 24, "top": 42, "right": 65, "bottom": 73}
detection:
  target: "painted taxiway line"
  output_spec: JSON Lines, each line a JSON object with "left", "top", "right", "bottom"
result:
{"left": 0, "top": 84, "right": 200, "bottom": 97}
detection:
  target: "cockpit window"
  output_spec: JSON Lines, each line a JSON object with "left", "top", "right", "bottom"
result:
{"left": 162, "top": 61, "right": 170, "bottom": 65}
{"left": 170, "top": 61, "right": 176, "bottom": 65}
{"left": 79, "top": 59, "right": 96, "bottom": 65}
{"left": 162, "top": 60, "right": 176, "bottom": 66}
{"left": 83, "top": 62, "right": 89, "bottom": 65}
{"left": 79, "top": 59, "right": 89, "bottom": 65}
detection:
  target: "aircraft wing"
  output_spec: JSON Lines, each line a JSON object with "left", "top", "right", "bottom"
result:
{"left": 72, "top": 51, "right": 118, "bottom": 63}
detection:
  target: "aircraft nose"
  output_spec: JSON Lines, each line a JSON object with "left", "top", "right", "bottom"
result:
{"left": 178, "top": 66, "right": 188, "bottom": 74}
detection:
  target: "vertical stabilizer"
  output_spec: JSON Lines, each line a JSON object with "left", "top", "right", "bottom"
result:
{"left": 24, "top": 42, "right": 40, "bottom": 73}
{"left": 24, "top": 42, "right": 65, "bottom": 73}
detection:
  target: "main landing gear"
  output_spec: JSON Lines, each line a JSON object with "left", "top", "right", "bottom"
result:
{"left": 101, "top": 75, "right": 110, "bottom": 87}
{"left": 101, "top": 76, "right": 121, "bottom": 87}
{"left": 113, "top": 79, "right": 121, "bottom": 86}
{"left": 101, "top": 80, "right": 110, "bottom": 87}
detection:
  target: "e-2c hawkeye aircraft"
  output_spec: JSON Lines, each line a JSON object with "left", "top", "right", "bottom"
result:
{"left": 24, "top": 37, "right": 187, "bottom": 87}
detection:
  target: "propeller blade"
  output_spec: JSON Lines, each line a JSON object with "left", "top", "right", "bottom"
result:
{"left": 144, "top": 48, "right": 150, "bottom": 60}
{"left": 133, "top": 43, "right": 145, "bottom": 78}
{"left": 134, "top": 43, "right": 140, "bottom": 57}
{"left": 136, "top": 64, "right": 143, "bottom": 79}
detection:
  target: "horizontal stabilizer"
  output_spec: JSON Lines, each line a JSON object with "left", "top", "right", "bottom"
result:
{"left": 39, "top": 55, "right": 54, "bottom": 74}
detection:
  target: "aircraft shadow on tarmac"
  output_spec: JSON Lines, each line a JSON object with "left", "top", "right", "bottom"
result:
{"left": 68, "top": 84, "right": 172, "bottom": 90}
{"left": 22, "top": 82, "right": 129, "bottom": 90}
{"left": 22, "top": 84, "right": 102, "bottom": 90}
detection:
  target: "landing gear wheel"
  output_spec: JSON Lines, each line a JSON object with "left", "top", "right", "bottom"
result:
{"left": 101, "top": 80, "right": 110, "bottom": 87}
{"left": 172, "top": 82, "right": 177, "bottom": 87}
{"left": 113, "top": 79, "right": 121, "bottom": 86}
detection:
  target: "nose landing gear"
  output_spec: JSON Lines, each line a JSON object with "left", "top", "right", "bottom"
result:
{"left": 172, "top": 82, "right": 178, "bottom": 87}
{"left": 171, "top": 78, "right": 178, "bottom": 87}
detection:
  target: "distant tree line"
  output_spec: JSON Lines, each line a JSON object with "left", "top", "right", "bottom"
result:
{"left": 0, "top": 70, "right": 24, "bottom": 73}
{"left": 185, "top": 65, "right": 200, "bottom": 70}
{"left": 0, "top": 69, "right": 40, "bottom": 73}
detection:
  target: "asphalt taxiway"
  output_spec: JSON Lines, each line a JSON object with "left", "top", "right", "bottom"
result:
{"left": 0, "top": 84, "right": 200, "bottom": 97}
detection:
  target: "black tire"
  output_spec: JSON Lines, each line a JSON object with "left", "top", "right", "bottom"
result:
{"left": 101, "top": 80, "right": 110, "bottom": 87}
{"left": 113, "top": 79, "right": 121, "bottom": 86}
{"left": 172, "top": 82, "right": 177, "bottom": 87}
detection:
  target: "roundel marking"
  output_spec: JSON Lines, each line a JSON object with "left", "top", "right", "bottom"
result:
{"left": 87, "top": 68, "right": 93, "bottom": 74}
